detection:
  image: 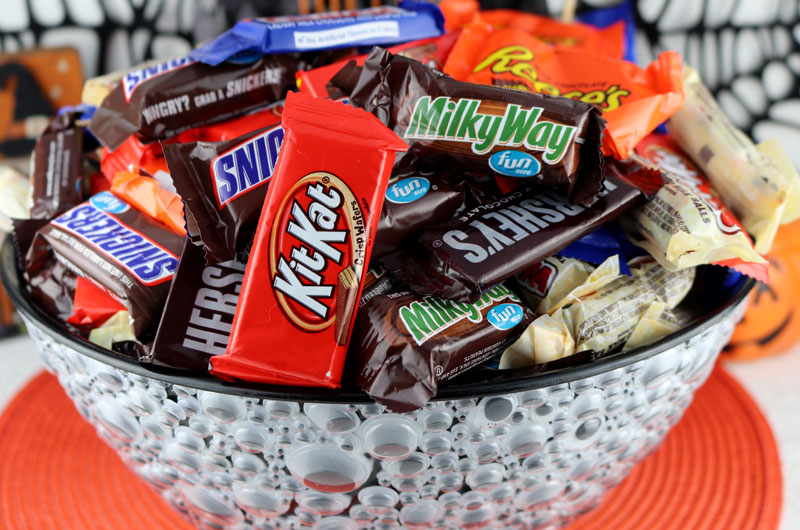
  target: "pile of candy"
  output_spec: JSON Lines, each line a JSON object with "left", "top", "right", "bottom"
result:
{"left": 7, "top": 1, "right": 799, "bottom": 413}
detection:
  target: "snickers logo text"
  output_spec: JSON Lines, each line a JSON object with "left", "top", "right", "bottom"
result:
{"left": 53, "top": 199, "right": 178, "bottom": 285}
{"left": 270, "top": 172, "right": 364, "bottom": 331}
{"left": 212, "top": 125, "right": 284, "bottom": 208}
{"left": 122, "top": 56, "right": 194, "bottom": 102}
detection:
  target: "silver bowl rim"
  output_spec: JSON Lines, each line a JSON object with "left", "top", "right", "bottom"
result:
{"left": 1, "top": 236, "right": 755, "bottom": 403}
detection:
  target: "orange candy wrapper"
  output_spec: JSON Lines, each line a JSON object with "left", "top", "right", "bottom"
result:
{"left": 481, "top": 9, "right": 626, "bottom": 59}
{"left": 443, "top": 20, "right": 685, "bottom": 159}
{"left": 110, "top": 170, "right": 186, "bottom": 236}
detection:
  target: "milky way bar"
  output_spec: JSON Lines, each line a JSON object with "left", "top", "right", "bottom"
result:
{"left": 352, "top": 283, "right": 534, "bottom": 412}
{"left": 24, "top": 191, "right": 185, "bottom": 342}
{"left": 163, "top": 122, "right": 284, "bottom": 264}
{"left": 330, "top": 47, "right": 606, "bottom": 205}
{"left": 90, "top": 54, "right": 299, "bottom": 151}
{"left": 210, "top": 92, "right": 407, "bottom": 388}
{"left": 383, "top": 159, "right": 660, "bottom": 303}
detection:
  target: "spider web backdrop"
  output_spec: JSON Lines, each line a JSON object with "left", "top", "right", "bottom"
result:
{"left": 0, "top": 0, "right": 226, "bottom": 80}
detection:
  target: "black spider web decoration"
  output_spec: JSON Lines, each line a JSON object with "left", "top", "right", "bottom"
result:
{"left": 631, "top": 0, "right": 800, "bottom": 144}
{"left": 0, "top": 0, "right": 226, "bottom": 78}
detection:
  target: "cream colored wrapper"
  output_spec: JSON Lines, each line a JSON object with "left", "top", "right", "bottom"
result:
{"left": 515, "top": 255, "right": 592, "bottom": 313}
{"left": 621, "top": 170, "right": 767, "bottom": 271}
{"left": 0, "top": 166, "right": 31, "bottom": 233}
{"left": 546, "top": 255, "right": 621, "bottom": 314}
{"left": 666, "top": 66, "right": 799, "bottom": 253}
{"left": 622, "top": 301, "right": 682, "bottom": 351}
{"left": 88, "top": 311, "right": 136, "bottom": 349}
{"left": 562, "top": 258, "right": 695, "bottom": 354}
{"left": 498, "top": 314, "right": 575, "bottom": 368}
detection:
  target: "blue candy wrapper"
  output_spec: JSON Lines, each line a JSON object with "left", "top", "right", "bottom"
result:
{"left": 190, "top": 1, "right": 445, "bottom": 66}
{"left": 556, "top": 221, "right": 645, "bottom": 275}
{"left": 578, "top": 0, "right": 636, "bottom": 64}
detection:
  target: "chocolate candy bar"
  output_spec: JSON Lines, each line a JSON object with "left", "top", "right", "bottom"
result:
{"left": 352, "top": 283, "right": 534, "bottom": 412}
{"left": 149, "top": 247, "right": 395, "bottom": 373}
{"left": 330, "top": 47, "right": 606, "bottom": 205}
{"left": 90, "top": 54, "right": 299, "bottom": 151}
{"left": 210, "top": 92, "right": 408, "bottom": 388}
{"left": 30, "top": 111, "right": 85, "bottom": 219}
{"left": 374, "top": 174, "right": 464, "bottom": 259}
{"left": 359, "top": 263, "right": 394, "bottom": 308}
{"left": 383, "top": 161, "right": 659, "bottom": 303}
{"left": 24, "top": 191, "right": 185, "bottom": 342}
{"left": 190, "top": 2, "right": 445, "bottom": 66}
{"left": 500, "top": 256, "right": 693, "bottom": 367}
{"left": 499, "top": 313, "right": 575, "bottom": 368}
{"left": 147, "top": 240, "right": 245, "bottom": 372}
{"left": 163, "top": 122, "right": 284, "bottom": 264}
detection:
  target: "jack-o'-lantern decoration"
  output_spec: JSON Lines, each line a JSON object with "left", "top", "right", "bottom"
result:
{"left": 725, "top": 221, "right": 800, "bottom": 360}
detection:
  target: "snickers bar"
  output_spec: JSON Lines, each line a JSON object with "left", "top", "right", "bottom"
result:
{"left": 90, "top": 54, "right": 299, "bottom": 151}
{"left": 164, "top": 123, "right": 284, "bottom": 264}
{"left": 24, "top": 191, "right": 185, "bottom": 342}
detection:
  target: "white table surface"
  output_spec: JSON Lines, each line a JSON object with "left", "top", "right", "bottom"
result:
{"left": 1, "top": 334, "right": 798, "bottom": 529}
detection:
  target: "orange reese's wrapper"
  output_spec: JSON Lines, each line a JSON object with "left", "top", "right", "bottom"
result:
{"left": 443, "top": 20, "right": 685, "bottom": 159}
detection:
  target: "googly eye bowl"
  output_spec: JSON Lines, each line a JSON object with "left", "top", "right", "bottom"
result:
{"left": 1, "top": 239, "right": 754, "bottom": 529}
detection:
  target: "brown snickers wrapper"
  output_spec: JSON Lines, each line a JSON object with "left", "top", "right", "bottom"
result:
{"left": 352, "top": 283, "right": 534, "bottom": 412}
{"left": 163, "top": 123, "right": 283, "bottom": 264}
{"left": 30, "top": 111, "right": 85, "bottom": 220}
{"left": 90, "top": 55, "right": 300, "bottom": 151}
{"left": 330, "top": 47, "right": 606, "bottom": 205}
{"left": 23, "top": 192, "right": 184, "bottom": 344}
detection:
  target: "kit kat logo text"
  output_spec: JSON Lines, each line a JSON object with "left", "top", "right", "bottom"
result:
{"left": 211, "top": 126, "right": 284, "bottom": 208}
{"left": 269, "top": 172, "right": 365, "bottom": 331}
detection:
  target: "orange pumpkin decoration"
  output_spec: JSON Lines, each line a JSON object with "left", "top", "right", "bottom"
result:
{"left": 725, "top": 220, "right": 800, "bottom": 360}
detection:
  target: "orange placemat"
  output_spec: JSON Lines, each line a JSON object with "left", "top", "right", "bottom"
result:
{"left": 0, "top": 366, "right": 782, "bottom": 530}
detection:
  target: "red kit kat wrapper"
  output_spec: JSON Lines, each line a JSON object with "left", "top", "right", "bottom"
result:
{"left": 210, "top": 92, "right": 408, "bottom": 388}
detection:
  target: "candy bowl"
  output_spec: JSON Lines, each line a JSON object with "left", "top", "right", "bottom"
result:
{"left": 1, "top": 238, "right": 753, "bottom": 529}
